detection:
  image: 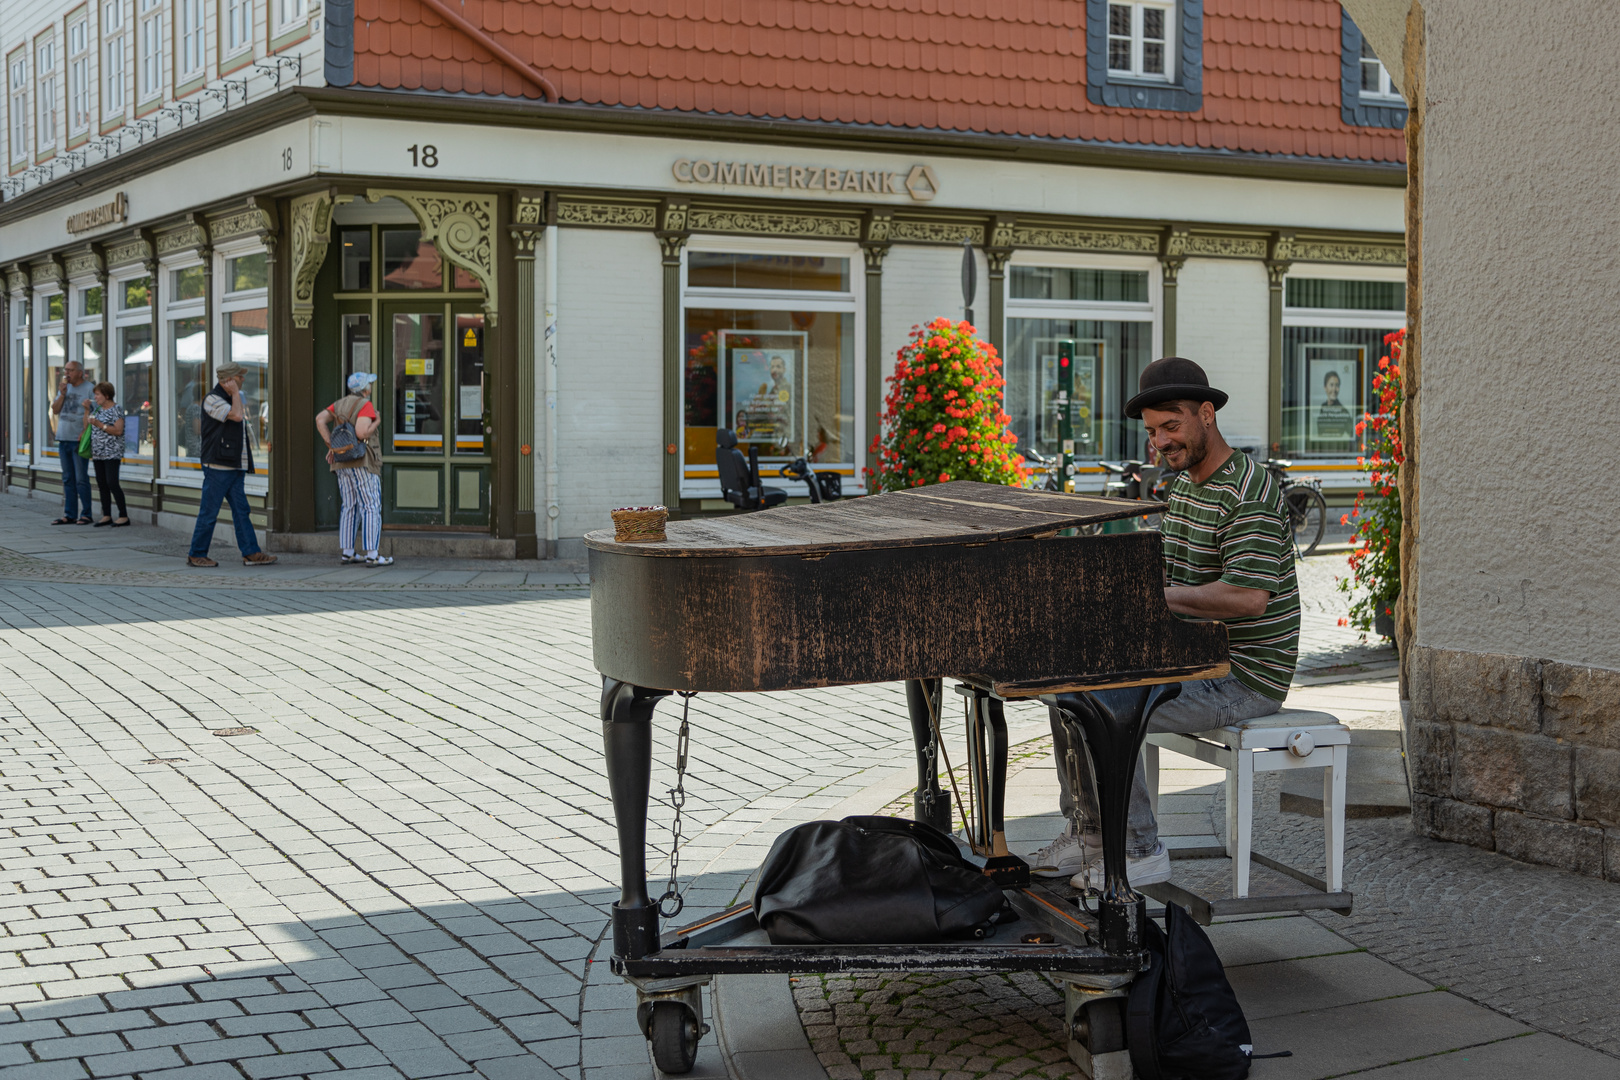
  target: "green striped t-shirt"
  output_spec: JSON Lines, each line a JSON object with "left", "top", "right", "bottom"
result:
{"left": 1160, "top": 451, "right": 1300, "bottom": 700}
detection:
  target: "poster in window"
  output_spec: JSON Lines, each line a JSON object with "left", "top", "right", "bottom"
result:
{"left": 1308, "top": 356, "right": 1360, "bottom": 443}
{"left": 727, "top": 347, "right": 802, "bottom": 452}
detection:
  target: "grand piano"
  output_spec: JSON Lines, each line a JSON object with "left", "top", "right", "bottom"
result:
{"left": 588, "top": 481, "right": 1228, "bottom": 1073}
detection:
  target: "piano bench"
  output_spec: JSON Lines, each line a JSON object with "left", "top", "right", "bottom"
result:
{"left": 1144, "top": 709, "right": 1350, "bottom": 899}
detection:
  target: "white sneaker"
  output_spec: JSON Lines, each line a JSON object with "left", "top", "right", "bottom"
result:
{"left": 1029, "top": 821, "right": 1102, "bottom": 879}
{"left": 365, "top": 555, "right": 394, "bottom": 567}
{"left": 1071, "top": 842, "right": 1172, "bottom": 891}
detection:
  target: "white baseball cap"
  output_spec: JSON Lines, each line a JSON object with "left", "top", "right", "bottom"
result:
{"left": 347, "top": 372, "right": 378, "bottom": 393}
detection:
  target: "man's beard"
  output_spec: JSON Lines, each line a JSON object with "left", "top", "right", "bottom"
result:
{"left": 1170, "top": 422, "right": 1209, "bottom": 470}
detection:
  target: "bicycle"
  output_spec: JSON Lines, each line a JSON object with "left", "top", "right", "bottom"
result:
{"left": 1264, "top": 459, "right": 1327, "bottom": 557}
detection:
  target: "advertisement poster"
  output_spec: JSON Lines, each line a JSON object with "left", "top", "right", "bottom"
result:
{"left": 727, "top": 347, "right": 801, "bottom": 451}
{"left": 1308, "top": 354, "right": 1360, "bottom": 443}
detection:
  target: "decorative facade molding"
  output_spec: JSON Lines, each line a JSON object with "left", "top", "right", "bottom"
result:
{"left": 1291, "top": 241, "right": 1405, "bottom": 265}
{"left": 30, "top": 262, "right": 63, "bottom": 287}
{"left": 103, "top": 237, "right": 151, "bottom": 269}
{"left": 64, "top": 250, "right": 104, "bottom": 281}
{"left": 863, "top": 209, "right": 894, "bottom": 245}
{"left": 209, "top": 202, "right": 277, "bottom": 245}
{"left": 289, "top": 191, "right": 337, "bottom": 329}
{"left": 557, "top": 201, "right": 658, "bottom": 229}
{"left": 368, "top": 190, "right": 500, "bottom": 326}
{"left": 1011, "top": 226, "right": 1159, "bottom": 254}
{"left": 1183, "top": 234, "right": 1269, "bottom": 259}
{"left": 888, "top": 220, "right": 983, "bottom": 245}
{"left": 684, "top": 209, "right": 859, "bottom": 239}
{"left": 513, "top": 195, "right": 546, "bottom": 227}
{"left": 5, "top": 267, "right": 27, "bottom": 294}
{"left": 155, "top": 224, "right": 209, "bottom": 257}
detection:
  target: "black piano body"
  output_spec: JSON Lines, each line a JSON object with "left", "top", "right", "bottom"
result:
{"left": 587, "top": 482, "right": 1228, "bottom": 1073}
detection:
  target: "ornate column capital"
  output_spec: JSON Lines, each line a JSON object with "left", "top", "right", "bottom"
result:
{"left": 288, "top": 190, "right": 337, "bottom": 329}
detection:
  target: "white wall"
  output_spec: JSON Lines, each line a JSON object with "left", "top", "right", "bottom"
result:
{"left": 1415, "top": 0, "right": 1620, "bottom": 667}
{"left": 880, "top": 245, "right": 985, "bottom": 384}
{"left": 554, "top": 228, "right": 663, "bottom": 546}
{"left": 1174, "top": 258, "right": 1271, "bottom": 451}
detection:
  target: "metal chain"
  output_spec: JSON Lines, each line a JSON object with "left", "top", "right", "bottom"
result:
{"left": 657, "top": 692, "right": 696, "bottom": 919}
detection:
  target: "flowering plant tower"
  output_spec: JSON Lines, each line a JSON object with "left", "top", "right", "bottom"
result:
{"left": 865, "top": 319, "right": 1028, "bottom": 491}
{"left": 1337, "top": 328, "right": 1405, "bottom": 638}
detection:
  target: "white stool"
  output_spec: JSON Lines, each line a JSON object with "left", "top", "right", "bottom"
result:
{"left": 1145, "top": 709, "right": 1349, "bottom": 898}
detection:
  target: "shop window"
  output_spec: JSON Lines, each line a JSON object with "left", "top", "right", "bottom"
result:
{"left": 1004, "top": 262, "right": 1156, "bottom": 473}
{"left": 1086, "top": 0, "right": 1202, "bottom": 111}
{"left": 110, "top": 274, "right": 155, "bottom": 470}
{"left": 682, "top": 250, "right": 858, "bottom": 496}
{"left": 72, "top": 284, "right": 105, "bottom": 387}
{"left": 8, "top": 300, "right": 29, "bottom": 462}
{"left": 1340, "top": 13, "right": 1407, "bottom": 129}
{"left": 340, "top": 228, "right": 372, "bottom": 290}
{"left": 171, "top": 265, "right": 205, "bottom": 301}
{"left": 382, "top": 228, "right": 442, "bottom": 291}
{"left": 1280, "top": 276, "right": 1404, "bottom": 459}
{"left": 223, "top": 247, "right": 271, "bottom": 487}
{"left": 121, "top": 275, "right": 151, "bottom": 310}
{"left": 38, "top": 292, "right": 67, "bottom": 454}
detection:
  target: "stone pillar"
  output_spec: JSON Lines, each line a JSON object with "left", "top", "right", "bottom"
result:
{"left": 1265, "top": 232, "right": 1295, "bottom": 455}
{"left": 1159, "top": 226, "right": 1189, "bottom": 358}
{"left": 861, "top": 210, "right": 892, "bottom": 483}
{"left": 657, "top": 200, "right": 689, "bottom": 512}
{"left": 510, "top": 191, "right": 544, "bottom": 558}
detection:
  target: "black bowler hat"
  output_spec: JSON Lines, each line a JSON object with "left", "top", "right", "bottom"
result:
{"left": 1124, "top": 356, "right": 1229, "bottom": 419}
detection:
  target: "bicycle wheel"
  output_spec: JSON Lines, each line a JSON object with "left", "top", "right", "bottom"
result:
{"left": 1285, "top": 486, "right": 1328, "bottom": 557}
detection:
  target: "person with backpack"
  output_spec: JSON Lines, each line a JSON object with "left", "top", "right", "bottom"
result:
{"left": 316, "top": 372, "right": 392, "bottom": 567}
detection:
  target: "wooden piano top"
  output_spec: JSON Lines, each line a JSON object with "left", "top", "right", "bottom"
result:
{"left": 584, "top": 482, "right": 1158, "bottom": 558}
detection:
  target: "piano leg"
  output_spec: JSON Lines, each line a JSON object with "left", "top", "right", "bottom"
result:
{"left": 602, "top": 678, "right": 672, "bottom": 962}
{"left": 956, "top": 685, "right": 1031, "bottom": 885}
{"left": 1052, "top": 683, "right": 1180, "bottom": 955}
{"left": 905, "top": 679, "right": 951, "bottom": 834}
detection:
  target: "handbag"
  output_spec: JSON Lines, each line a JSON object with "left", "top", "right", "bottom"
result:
{"left": 752, "top": 815, "right": 1012, "bottom": 945}
{"left": 329, "top": 395, "right": 369, "bottom": 463}
{"left": 77, "top": 424, "right": 93, "bottom": 459}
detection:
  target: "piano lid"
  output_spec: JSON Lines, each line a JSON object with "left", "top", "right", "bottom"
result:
{"left": 584, "top": 481, "right": 1163, "bottom": 558}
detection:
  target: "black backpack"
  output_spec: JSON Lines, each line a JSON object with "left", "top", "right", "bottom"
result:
{"left": 753, "top": 816, "right": 1012, "bottom": 945}
{"left": 1127, "top": 903, "right": 1255, "bottom": 1080}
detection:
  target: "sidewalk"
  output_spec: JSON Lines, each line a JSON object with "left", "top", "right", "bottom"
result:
{"left": 1, "top": 492, "right": 1617, "bottom": 1080}
{"left": 0, "top": 489, "right": 589, "bottom": 589}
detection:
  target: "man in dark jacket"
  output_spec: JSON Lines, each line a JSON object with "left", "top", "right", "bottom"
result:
{"left": 187, "top": 362, "right": 277, "bottom": 568}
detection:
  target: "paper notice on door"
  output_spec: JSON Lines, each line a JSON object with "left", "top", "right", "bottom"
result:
{"left": 459, "top": 385, "right": 483, "bottom": 420}
{"left": 424, "top": 357, "right": 435, "bottom": 376}
{"left": 406, "top": 357, "right": 426, "bottom": 376}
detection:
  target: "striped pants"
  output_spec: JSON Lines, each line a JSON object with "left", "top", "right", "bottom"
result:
{"left": 337, "top": 468, "right": 383, "bottom": 556}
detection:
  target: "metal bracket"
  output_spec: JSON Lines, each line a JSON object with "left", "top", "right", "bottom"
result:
{"left": 254, "top": 55, "right": 301, "bottom": 91}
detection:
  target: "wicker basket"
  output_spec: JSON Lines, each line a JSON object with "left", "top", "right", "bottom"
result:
{"left": 611, "top": 505, "right": 668, "bottom": 543}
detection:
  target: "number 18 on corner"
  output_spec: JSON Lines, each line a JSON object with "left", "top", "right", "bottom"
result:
{"left": 407, "top": 144, "right": 439, "bottom": 168}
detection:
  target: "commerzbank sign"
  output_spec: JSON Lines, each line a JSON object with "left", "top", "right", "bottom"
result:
{"left": 672, "top": 159, "right": 938, "bottom": 201}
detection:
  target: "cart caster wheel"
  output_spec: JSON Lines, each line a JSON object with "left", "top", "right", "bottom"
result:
{"left": 650, "top": 1000, "right": 700, "bottom": 1074}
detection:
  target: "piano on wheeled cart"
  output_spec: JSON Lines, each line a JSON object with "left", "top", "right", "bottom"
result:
{"left": 588, "top": 481, "right": 1229, "bottom": 1075}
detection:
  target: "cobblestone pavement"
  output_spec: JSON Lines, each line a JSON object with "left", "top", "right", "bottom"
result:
{"left": 0, "top": 491, "right": 1492, "bottom": 1080}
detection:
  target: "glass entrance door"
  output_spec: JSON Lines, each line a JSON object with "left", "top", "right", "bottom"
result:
{"left": 380, "top": 302, "right": 489, "bottom": 526}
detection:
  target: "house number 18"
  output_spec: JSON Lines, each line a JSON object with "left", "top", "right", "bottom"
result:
{"left": 407, "top": 144, "right": 439, "bottom": 168}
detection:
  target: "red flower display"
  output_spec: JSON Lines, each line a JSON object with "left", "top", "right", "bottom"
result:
{"left": 1335, "top": 329, "right": 1405, "bottom": 639}
{"left": 864, "top": 319, "right": 1028, "bottom": 492}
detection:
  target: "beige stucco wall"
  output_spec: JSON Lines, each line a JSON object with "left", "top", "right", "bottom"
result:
{"left": 1410, "top": 0, "right": 1620, "bottom": 668}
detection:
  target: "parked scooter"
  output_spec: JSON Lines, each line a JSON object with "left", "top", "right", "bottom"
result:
{"left": 779, "top": 454, "right": 842, "bottom": 503}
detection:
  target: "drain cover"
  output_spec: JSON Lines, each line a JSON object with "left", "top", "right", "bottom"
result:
{"left": 210, "top": 727, "right": 259, "bottom": 737}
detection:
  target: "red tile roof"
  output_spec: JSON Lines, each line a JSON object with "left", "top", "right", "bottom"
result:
{"left": 349, "top": 0, "right": 1407, "bottom": 164}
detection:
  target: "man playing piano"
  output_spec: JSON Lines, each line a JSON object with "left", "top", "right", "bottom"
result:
{"left": 1033, "top": 357, "right": 1302, "bottom": 888}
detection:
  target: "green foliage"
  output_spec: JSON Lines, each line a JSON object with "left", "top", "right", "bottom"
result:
{"left": 1336, "top": 329, "right": 1405, "bottom": 639}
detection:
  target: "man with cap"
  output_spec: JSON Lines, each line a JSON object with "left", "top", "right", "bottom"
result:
{"left": 1030, "top": 356, "right": 1301, "bottom": 889}
{"left": 316, "top": 372, "right": 392, "bottom": 567}
{"left": 187, "top": 363, "right": 277, "bottom": 567}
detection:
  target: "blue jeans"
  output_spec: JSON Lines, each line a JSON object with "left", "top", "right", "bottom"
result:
{"left": 1051, "top": 674, "right": 1282, "bottom": 855}
{"left": 59, "top": 441, "right": 92, "bottom": 519}
{"left": 189, "top": 468, "right": 261, "bottom": 558}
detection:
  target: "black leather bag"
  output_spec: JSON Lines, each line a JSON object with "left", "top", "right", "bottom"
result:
{"left": 753, "top": 815, "right": 1010, "bottom": 945}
